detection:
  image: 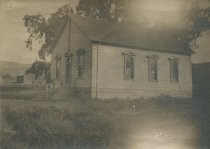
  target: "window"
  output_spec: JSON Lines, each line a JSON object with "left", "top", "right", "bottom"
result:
{"left": 124, "top": 54, "right": 135, "bottom": 80}
{"left": 169, "top": 58, "right": 178, "bottom": 82}
{"left": 147, "top": 56, "right": 158, "bottom": 82}
{"left": 65, "top": 52, "right": 72, "bottom": 80}
{"left": 77, "top": 50, "right": 85, "bottom": 78}
{"left": 55, "top": 56, "right": 61, "bottom": 79}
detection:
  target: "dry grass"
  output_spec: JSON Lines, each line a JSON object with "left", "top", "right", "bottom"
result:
{"left": 0, "top": 96, "right": 209, "bottom": 149}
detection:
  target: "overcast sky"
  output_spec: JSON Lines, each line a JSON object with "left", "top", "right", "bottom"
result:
{"left": 0, "top": 0, "right": 78, "bottom": 64}
{"left": 0, "top": 0, "right": 209, "bottom": 64}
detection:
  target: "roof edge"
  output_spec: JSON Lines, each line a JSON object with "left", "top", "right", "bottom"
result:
{"left": 50, "top": 15, "right": 93, "bottom": 53}
{"left": 92, "top": 40, "right": 193, "bottom": 56}
{"left": 49, "top": 17, "right": 68, "bottom": 52}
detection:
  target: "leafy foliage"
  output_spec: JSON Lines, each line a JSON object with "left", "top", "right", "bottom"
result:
{"left": 178, "top": 2, "right": 210, "bottom": 46}
{"left": 1, "top": 73, "right": 14, "bottom": 82}
{"left": 23, "top": 0, "right": 210, "bottom": 59}
{"left": 23, "top": 5, "right": 69, "bottom": 59}
{"left": 26, "top": 61, "right": 50, "bottom": 83}
{"left": 77, "top": 0, "right": 121, "bottom": 20}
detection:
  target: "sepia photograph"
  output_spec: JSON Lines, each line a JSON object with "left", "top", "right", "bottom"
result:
{"left": 0, "top": 0, "right": 210, "bottom": 148}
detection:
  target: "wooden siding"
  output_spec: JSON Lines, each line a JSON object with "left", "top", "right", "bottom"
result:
{"left": 51, "top": 20, "right": 92, "bottom": 97}
{"left": 51, "top": 22, "right": 68, "bottom": 83}
{"left": 69, "top": 20, "right": 92, "bottom": 88}
{"left": 92, "top": 44, "right": 192, "bottom": 99}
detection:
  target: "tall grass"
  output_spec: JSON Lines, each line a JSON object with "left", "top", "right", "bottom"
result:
{"left": 0, "top": 96, "right": 209, "bottom": 149}
{"left": 1, "top": 99, "right": 120, "bottom": 149}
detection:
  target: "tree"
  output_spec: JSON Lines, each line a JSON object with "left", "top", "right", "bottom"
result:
{"left": 23, "top": 1, "right": 131, "bottom": 59}
{"left": 26, "top": 61, "right": 50, "bottom": 83}
{"left": 23, "top": 4, "right": 70, "bottom": 59}
{"left": 76, "top": 0, "right": 126, "bottom": 20}
{"left": 178, "top": 1, "right": 210, "bottom": 47}
{"left": 23, "top": 0, "right": 210, "bottom": 59}
{"left": 1, "top": 73, "right": 14, "bottom": 82}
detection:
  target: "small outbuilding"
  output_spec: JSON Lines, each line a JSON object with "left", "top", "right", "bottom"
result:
{"left": 16, "top": 74, "right": 24, "bottom": 83}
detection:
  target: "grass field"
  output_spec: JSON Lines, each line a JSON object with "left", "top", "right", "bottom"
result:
{"left": 0, "top": 96, "right": 210, "bottom": 149}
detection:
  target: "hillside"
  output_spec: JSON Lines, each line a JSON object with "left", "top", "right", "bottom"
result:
{"left": 0, "top": 61, "right": 31, "bottom": 78}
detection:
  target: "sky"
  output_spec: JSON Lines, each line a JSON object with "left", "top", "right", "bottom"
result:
{"left": 0, "top": 0, "right": 209, "bottom": 64}
{"left": 0, "top": 0, "right": 78, "bottom": 64}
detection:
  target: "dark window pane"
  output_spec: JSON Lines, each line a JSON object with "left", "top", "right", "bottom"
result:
{"left": 78, "top": 53, "right": 85, "bottom": 78}
{"left": 66, "top": 55, "right": 71, "bottom": 80}
{"left": 170, "top": 60, "right": 178, "bottom": 82}
{"left": 55, "top": 56, "right": 61, "bottom": 79}
{"left": 124, "top": 55, "right": 134, "bottom": 80}
{"left": 148, "top": 57, "right": 158, "bottom": 81}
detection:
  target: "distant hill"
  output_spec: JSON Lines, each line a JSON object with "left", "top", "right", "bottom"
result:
{"left": 0, "top": 61, "right": 31, "bottom": 78}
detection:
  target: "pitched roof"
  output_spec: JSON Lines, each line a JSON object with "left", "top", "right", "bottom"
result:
{"left": 53, "top": 14, "right": 193, "bottom": 55}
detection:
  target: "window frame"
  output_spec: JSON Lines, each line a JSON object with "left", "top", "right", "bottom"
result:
{"left": 55, "top": 55, "right": 61, "bottom": 80}
{"left": 169, "top": 58, "right": 179, "bottom": 83}
{"left": 77, "top": 49, "right": 85, "bottom": 79}
{"left": 65, "top": 52, "right": 72, "bottom": 81}
{"left": 147, "top": 55, "right": 158, "bottom": 82}
{"left": 122, "top": 52, "right": 136, "bottom": 80}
